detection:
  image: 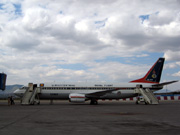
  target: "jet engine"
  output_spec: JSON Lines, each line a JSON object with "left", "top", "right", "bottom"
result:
{"left": 69, "top": 93, "right": 86, "bottom": 103}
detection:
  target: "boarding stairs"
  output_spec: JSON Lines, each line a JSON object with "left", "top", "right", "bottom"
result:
{"left": 135, "top": 85, "right": 159, "bottom": 105}
{"left": 21, "top": 84, "right": 39, "bottom": 105}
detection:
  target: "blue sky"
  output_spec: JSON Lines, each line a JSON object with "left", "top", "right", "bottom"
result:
{"left": 139, "top": 14, "right": 150, "bottom": 23}
{"left": 13, "top": 4, "right": 22, "bottom": 15}
{"left": 0, "top": 0, "right": 180, "bottom": 91}
{"left": 139, "top": 11, "right": 159, "bottom": 23}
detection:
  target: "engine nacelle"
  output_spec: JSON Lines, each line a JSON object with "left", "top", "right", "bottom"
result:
{"left": 69, "top": 93, "right": 86, "bottom": 103}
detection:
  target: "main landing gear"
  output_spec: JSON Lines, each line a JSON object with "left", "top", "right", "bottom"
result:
{"left": 90, "top": 99, "right": 98, "bottom": 105}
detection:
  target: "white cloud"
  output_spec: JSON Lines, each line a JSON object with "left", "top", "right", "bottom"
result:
{"left": 88, "top": 61, "right": 149, "bottom": 82}
{"left": 164, "top": 50, "right": 180, "bottom": 61}
{"left": 0, "top": 0, "right": 180, "bottom": 85}
{"left": 75, "top": 20, "right": 89, "bottom": 32}
{"left": 172, "top": 71, "right": 180, "bottom": 77}
{"left": 164, "top": 62, "right": 178, "bottom": 69}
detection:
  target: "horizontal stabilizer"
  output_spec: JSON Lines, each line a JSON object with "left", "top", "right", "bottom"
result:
{"left": 152, "top": 80, "right": 178, "bottom": 87}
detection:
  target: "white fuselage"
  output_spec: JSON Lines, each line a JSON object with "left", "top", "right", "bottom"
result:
{"left": 14, "top": 82, "right": 163, "bottom": 100}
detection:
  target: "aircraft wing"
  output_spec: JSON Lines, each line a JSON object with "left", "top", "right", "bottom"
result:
{"left": 152, "top": 80, "right": 178, "bottom": 87}
{"left": 85, "top": 88, "right": 119, "bottom": 98}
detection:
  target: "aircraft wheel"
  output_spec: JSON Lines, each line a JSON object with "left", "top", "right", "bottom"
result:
{"left": 136, "top": 100, "right": 139, "bottom": 104}
{"left": 94, "top": 100, "right": 98, "bottom": 105}
{"left": 90, "top": 99, "right": 98, "bottom": 105}
{"left": 37, "top": 101, "right": 40, "bottom": 105}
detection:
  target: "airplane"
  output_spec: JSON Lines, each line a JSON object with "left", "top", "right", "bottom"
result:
{"left": 0, "top": 73, "right": 7, "bottom": 91}
{"left": 14, "top": 58, "right": 178, "bottom": 105}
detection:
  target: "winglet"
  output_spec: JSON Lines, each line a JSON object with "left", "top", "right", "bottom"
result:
{"left": 130, "top": 58, "right": 165, "bottom": 84}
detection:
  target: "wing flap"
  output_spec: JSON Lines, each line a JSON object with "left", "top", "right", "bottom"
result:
{"left": 85, "top": 88, "right": 119, "bottom": 98}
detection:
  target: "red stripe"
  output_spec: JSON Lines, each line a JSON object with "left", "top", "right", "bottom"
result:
{"left": 164, "top": 96, "right": 167, "bottom": 100}
{"left": 171, "top": 96, "right": 174, "bottom": 100}
{"left": 157, "top": 96, "right": 161, "bottom": 100}
{"left": 130, "top": 97, "right": 133, "bottom": 100}
{"left": 70, "top": 96, "right": 85, "bottom": 98}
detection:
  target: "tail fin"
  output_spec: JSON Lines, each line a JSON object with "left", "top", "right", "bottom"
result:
{"left": 130, "top": 58, "right": 165, "bottom": 84}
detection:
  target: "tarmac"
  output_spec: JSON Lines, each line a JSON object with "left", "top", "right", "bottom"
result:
{"left": 0, "top": 100, "right": 180, "bottom": 135}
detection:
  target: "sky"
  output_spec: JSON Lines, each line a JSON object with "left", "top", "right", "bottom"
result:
{"left": 0, "top": 0, "right": 180, "bottom": 91}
